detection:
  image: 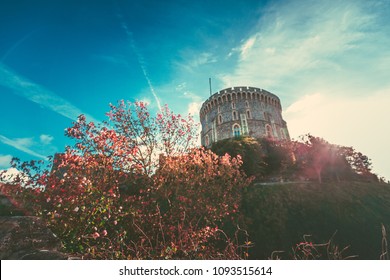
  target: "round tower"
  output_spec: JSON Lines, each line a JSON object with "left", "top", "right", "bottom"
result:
{"left": 199, "top": 86, "right": 290, "bottom": 147}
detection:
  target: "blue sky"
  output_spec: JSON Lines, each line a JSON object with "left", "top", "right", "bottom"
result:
{"left": 1, "top": 0, "right": 390, "bottom": 180}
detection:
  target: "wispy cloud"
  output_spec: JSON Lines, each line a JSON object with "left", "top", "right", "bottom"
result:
{"left": 182, "top": 92, "right": 202, "bottom": 117}
{"left": 116, "top": 12, "right": 162, "bottom": 112}
{"left": 0, "top": 135, "right": 47, "bottom": 159}
{"left": 239, "top": 36, "right": 257, "bottom": 60}
{"left": 189, "top": 52, "right": 218, "bottom": 68}
{"left": 143, "top": 80, "right": 204, "bottom": 117}
{"left": 39, "top": 134, "right": 54, "bottom": 145}
{"left": 0, "top": 63, "right": 98, "bottom": 123}
{"left": 0, "top": 154, "right": 13, "bottom": 168}
{"left": 174, "top": 51, "right": 218, "bottom": 74}
{"left": 219, "top": 0, "right": 390, "bottom": 98}
{"left": 0, "top": 30, "right": 38, "bottom": 63}
{"left": 11, "top": 137, "right": 34, "bottom": 147}
{"left": 187, "top": 102, "right": 202, "bottom": 116}
{"left": 173, "top": 82, "right": 203, "bottom": 117}
{"left": 0, "top": 133, "right": 57, "bottom": 159}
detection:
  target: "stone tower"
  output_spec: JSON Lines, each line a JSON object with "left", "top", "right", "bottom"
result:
{"left": 200, "top": 86, "right": 290, "bottom": 147}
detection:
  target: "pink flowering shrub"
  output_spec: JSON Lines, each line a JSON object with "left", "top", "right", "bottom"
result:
{"left": 1, "top": 101, "right": 251, "bottom": 259}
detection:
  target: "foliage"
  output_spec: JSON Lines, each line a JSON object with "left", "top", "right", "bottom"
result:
{"left": 210, "top": 134, "right": 378, "bottom": 183}
{"left": 0, "top": 101, "right": 251, "bottom": 259}
{"left": 292, "top": 134, "right": 377, "bottom": 183}
{"left": 211, "top": 136, "right": 266, "bottom": 179}
{"left": 258, "top": 138, "right": 296, "bottom": 179}
{"left": 242, "top": 181, "right": 390, "bottom": 259}
{"left": 270, "top": 233, "right": 357, "bottom": 260}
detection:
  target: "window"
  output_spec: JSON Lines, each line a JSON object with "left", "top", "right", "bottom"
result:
{"left": 266, "top": 124, "right": 273, "bottom": 139}
{"left": 233, "top": 124, "right": 241, "bottom": 137}
{"left": 218, "top": 106, "right": 221, "bottom": 113}
{"left": 240, "top": 113, "right": 248, "bottom": 135}
{"left": 246, "top": 110, "right": 251, "bottom": 119}
{"left": 242, "top": 120, "right": 248, "bottom": 135}
{"left": 245, "top": 101, "right": 249, "bottom": 108}
{"left": 232, "top": 111, "right": 237, "bottom": 120}
{"left": 218, "top": 114, "right": 222, "bottom": 124}
{"left": 232, "top": 102, "right": 236, "bottom": 109}
{"left": 212, "top": 120, "right": 217, "bottom": 142}
{"left": 280, "top": 128, "right": 286, "bottom": 140}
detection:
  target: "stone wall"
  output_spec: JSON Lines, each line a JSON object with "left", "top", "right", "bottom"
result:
{"left": 200, "top": 86, "right": 290, "bottom": 147}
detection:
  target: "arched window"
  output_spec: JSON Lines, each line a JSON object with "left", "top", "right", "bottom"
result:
{"left": 245, "top": 101, "right": 249, "bottom": 108}
{"left": 232, "top": 102, "right": 236, "bottom": 109}
{"left": 233, "top": 124, "right": 241, "bottom": 137}
{"left": 232, "top": 111, "right": 237, "bottom": 120}
{"left": 246, "top": 110, "right": 251, "bottom": 119}
{"left": 266, "top": 124, "right": 273, "bottom": 139}
{"left": 218, "top": 114, "right": 222, "bottom": 124}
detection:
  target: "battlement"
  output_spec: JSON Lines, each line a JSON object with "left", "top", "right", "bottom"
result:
{"left": 200, "top": 86, "right": 281, "bottom": 118}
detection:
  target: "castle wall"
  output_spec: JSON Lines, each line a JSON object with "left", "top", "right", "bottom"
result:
{"left": 200, "top": 86, "right": 290, "bottom": 147}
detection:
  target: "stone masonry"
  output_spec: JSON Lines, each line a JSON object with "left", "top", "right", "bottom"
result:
{"left": 200, "top": 86, "right": 290, "bottom": 147}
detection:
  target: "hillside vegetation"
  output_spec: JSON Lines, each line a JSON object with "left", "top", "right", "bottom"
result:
{"left": 212, "top": 136, "right": 389, "bottom": 259}
{"left": 211, "top": 135, "right": 381, "bottom": 184}
{"left": 241, "top": 181, "right": 390, "bottom": 259}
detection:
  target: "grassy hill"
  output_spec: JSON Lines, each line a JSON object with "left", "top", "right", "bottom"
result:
{"left": 240, "top": 181, "right": 390, "bottom": 259}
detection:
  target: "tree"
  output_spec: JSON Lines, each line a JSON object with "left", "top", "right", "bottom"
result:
{"left": 211, "top": 137, "right": 296, "bottom": 181}
{"left": 211, "top": 136, "right": 266, "bottom": 179}
{"left": 292, "top": 134, "right": 377, "bottom": 183}
{"left": 342, "top": 146, "right": 377, "bottom": 181}
{"left": 1, "top": 101, "right": 251, "bottom": 259}
{"left": 259, "top": 138, "right": 296, "bottom": 180}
